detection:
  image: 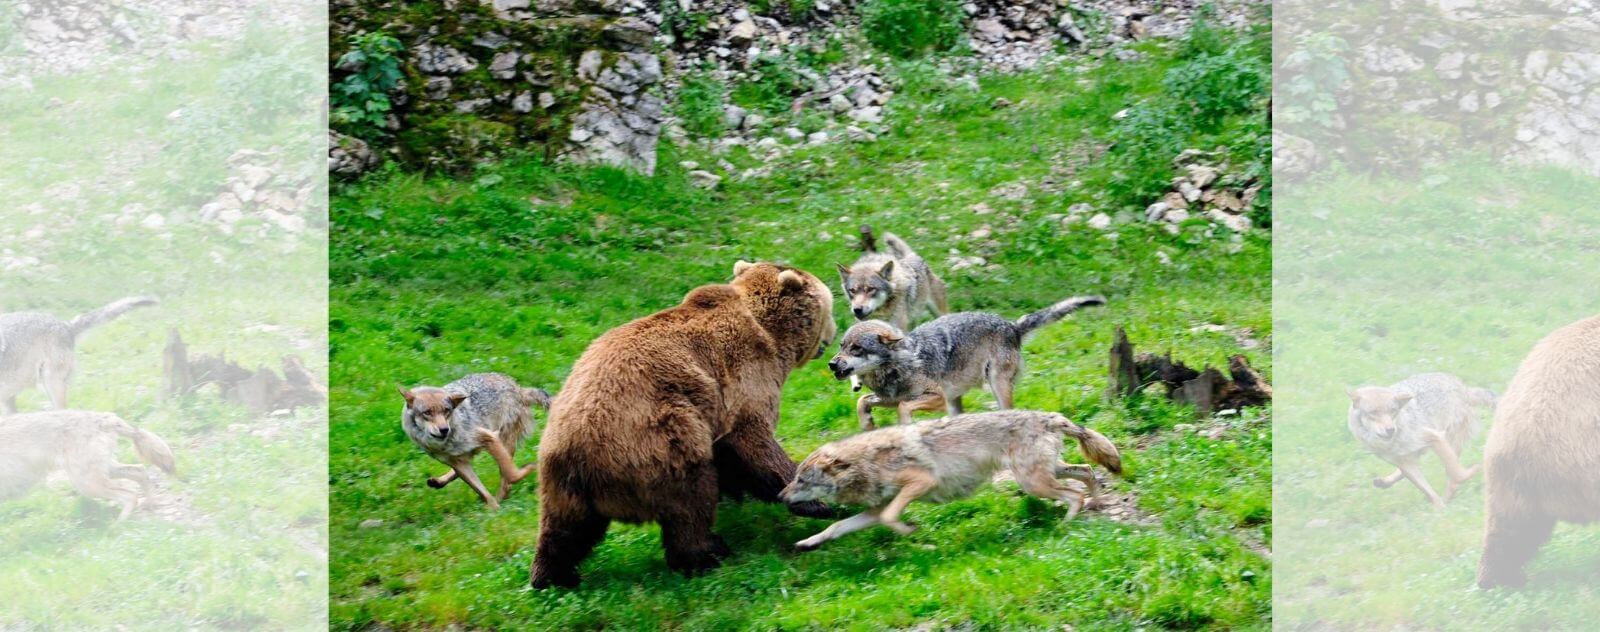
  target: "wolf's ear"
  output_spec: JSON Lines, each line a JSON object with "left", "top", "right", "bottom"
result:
{"left": 778, "top": 269, "right": 807, "bottom": 292}
{"left": 1344, "top": 387, "right": 1360, "bottom": 402}
{"left": 733, "top": 260, "right": 755, "bottom": 278}
{"left": 835, "top": 262, "right": 851, "bottom": 281}
{"left": 398, "top": 385, "right": 415, "bottom": 405}
{"left": 1394, "top": 393, "right": 1414, "bottom": 408}
{"left": 447, "top": 392, "right": 468, "bottom": 407}
{"left": 877, "top": 260, "right": 895, "bottom": 279}
{"left": 878, "top": 331, "right": 903, "bottom": 346}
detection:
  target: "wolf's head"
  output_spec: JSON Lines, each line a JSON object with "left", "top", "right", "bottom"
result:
{"left": 400, "top": 386, "right": 468, "bottom": 441}
{"left": 836, "top": 260, "right": 896, "bottom": 320}
{"left": 1346, "top": 386, "right": 1413, "bottom": 440}
{"left": 828, "top": 320, "right": 905, "bottom": 381}
{"left": 781, "top": 446, "right": 862, "bottom": 504}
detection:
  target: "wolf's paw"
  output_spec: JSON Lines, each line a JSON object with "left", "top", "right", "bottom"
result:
{"left": 1371, "top": 476, "right": 1396, "bottom": 489}
{"left": 787, "top": 500, "right": 837, "bottom": 519}
{"left": 794, "top": 539, "right": 823, "bottom": 552}
{"left": 426, "top": 476, "right": 449, "bottom": 489}
{"left": 886, "top": 521, "right": 918, "bottom": 535}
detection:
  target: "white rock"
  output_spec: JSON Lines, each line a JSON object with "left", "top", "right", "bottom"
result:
{"left": 688, "top": 170, "right": 723, "bottom": 188}
{"left": 1087, "top": 213, "right": 1112, "bottom": 230}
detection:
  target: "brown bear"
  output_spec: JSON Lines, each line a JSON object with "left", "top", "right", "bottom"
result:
{"left": 1477, "top": 314, "right": 1600, "bottom": 589}
{"left": 529, "top": 261, "right": 838, "bottom": 588}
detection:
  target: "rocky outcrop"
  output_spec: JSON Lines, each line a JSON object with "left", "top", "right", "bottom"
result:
{"left": 330, "top": 0, "right": 667, "bottom": 175}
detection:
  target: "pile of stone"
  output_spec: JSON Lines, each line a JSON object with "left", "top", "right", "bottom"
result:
{"left": 197, "top": 149, "right": 320, "bottom": 236}
{"left": 1142, "top": 150, "right": 1260, "bottom": 233}
{"left": 1, "top": 0, "right": 267, "bottom": 82}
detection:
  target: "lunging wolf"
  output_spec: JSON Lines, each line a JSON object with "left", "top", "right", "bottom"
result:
{"left": 829, "top": 295, "right": 1105, "bottom": 429}
{"left": 1345, "top": 372, "right": 1493, "bottom": 507}
{"left": 0, "top": 410, "right": 176, "bottom": 520}
{"left": 400, "top": 373, "right": 551, "bottom": 510}
{"left": 781, "top": 410, "right": 1122, "bottom": 550}
{"left": 0, "top": 296, "right": 158, "bottom": 414}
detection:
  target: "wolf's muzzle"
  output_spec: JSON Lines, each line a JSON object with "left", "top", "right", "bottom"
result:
{"left": 851, "top": 307, "right": 869, "bottom": 319}
{"left": 827, "top": 358, "right": 852, "bottom": 380}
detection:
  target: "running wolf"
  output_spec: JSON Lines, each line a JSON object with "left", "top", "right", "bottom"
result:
{"left": 828, "top": 295, "right": 1106, "bottom": 429}
{"left": 400, "top": 373, "right": 551, "bottom": 510}
{"left": 781, "top": 410, "right": 1122, "bottom": 550}
{"left": 0, "top": 410, "right": 176, "bottom": 520}
{"left": 0, "top": 296, "right": 158, "bottom": 414}
{"left": 1345, "top": 372, "right": 1494, "bottom": 506}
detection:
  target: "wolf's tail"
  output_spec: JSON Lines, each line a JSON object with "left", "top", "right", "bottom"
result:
{"left": 881, "top": 232, "right": 916, "bottom": 259}
{"left": 110, "top": 415, "right": 176, "bottom": 475}
{"left": 522, "top": 387, "right": 554, "bottom": 410}
{"left": 859, "top": 224, "right": 878, "bottom": 252}
{"left": 1015, "top": 295, "right": 1106, "bottom": 338}
{"left": 1049, "top": 414, "right": 1123, "bottom": 476}
{"left": 1466, "top": 387, "right": 1497, "bottom": 409}
{"left": 69, "top": 296, "right": 157, "bottom": 337}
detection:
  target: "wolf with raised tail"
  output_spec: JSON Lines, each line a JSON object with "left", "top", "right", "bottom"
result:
{"left": 0, "top": 296, "right": 158, "bottom": 414}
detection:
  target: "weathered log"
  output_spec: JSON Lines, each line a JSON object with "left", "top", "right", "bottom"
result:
{"left": 1108, "top": 327, "right": 1271, "bottom": 417}
{"left": 161, "top": 330, "right": 325, "bottom": 412}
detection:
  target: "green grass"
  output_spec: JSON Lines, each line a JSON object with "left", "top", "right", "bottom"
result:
{"left": 0, "top": 19, "right": 327, "bottom": 631}
{"left": 1273, "top": 161, "right": 1600, "bottom": 629}
{"left": 331, "top": 32, "right": 1271, "bottom": 630}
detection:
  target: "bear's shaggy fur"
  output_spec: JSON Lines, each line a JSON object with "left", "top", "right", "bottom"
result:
{"left": 1477, "top": 314, "right": 1600, "bottom": 589}
{"left": 530, "top": 261, "right": 838, "bottom": 588}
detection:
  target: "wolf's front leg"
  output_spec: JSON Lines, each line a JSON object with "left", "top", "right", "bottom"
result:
{"left": 450, "top": 460, "right": 499, "bottom": 510}
{"left": 795, "top": 510, "right": 882, "bottom": 551}
{"left": 880, "top": 469, "right": 936, "bottom": 534}
{"left": 856, "top": 393, "right": 883, "bottom": 430}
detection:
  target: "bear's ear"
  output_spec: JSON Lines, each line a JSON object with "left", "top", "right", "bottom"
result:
{"left": 778, "top": 269, "right": 807, "bottom": 292}
{"left": 877, "top": 260, "right": 895, "bottom": 279}
{"left": 398, "top": 385, "right": 415, "bottom": 405}
{"left": 878, "top": 331, "right": 903, "bottom": 346}
{"left": 733, "top": 260, "right": 755, "bottom": 278}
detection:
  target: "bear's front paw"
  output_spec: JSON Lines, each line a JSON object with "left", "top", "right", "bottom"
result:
{"left": 786, "top": 500, "right": 837, "bottom": 519}
{"left": 530, "top": 566, "right": 581, "bottom": 589}
{"left": 666, "top": 549, "right": 725, "bottom": 576}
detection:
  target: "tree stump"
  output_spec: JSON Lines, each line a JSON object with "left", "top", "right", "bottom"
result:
{"left": 1107, "top": 327, "right": 1271, "bottom": 417}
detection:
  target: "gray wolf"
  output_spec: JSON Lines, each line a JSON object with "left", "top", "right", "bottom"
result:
{"left": 836, "top": 227, "right": 948, "bottom": 330}
{"left": 780, "top": 410, "right": 1122, "bottom": 550}
{"left": 530, "top": 261, "right": 838, "bottom": 588}
{"left": 1345, "top": 372, "right": 1494, "bottom": 506}
{"left": 828, "top": 295, "right": 1106, "bottom": 429}
{"left": 0, "top": 296, "right": 158, "bottom": 414}
{"left": 1477, "top": 314, "right": 1600, "bottom": 589}
{"left": 0, "top": 410, "right": 176, "bottom": 520}
{"left": 400, "top": 372, "right": 550, "bottom": 510}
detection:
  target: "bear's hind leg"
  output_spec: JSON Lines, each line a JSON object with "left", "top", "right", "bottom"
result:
{"left": 660, "top": 460, "right": 730, "bottom": 576}
{"left": 530, "top": 485, "right": 610, "bottom": 589}
{"left": 1477, "top": 486, "right": 1556, "bottom": 589}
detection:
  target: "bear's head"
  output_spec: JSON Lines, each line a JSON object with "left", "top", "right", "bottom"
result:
{"left": 731, "top": 260, "right": 836, "bottom": 368}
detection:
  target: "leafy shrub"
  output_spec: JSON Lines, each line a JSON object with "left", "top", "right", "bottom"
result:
{"left": 660, "top": 0, "right": 711, "bottom": 41}
{"left": 860, "top": 0, "right": 965, "bottom": 59}
{"left": 1278, "top": 32, "right": 1350, "bottom": 131}
{"left": 1164, "top": 43, "right": 1267, "bottom": 126}
{"left": 331, "top": 32, "right": 404, "bottom": 139}
{"left": 1104, "top": 103, "right": 1194, "bottom": 203}
{"left": 675, "top": 69, "right": 727, "bottom": 137}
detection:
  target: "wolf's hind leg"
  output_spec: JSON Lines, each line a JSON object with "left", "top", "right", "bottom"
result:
{"left": 1054, "top": 461, "right": 1101, "bottom": 498}
{"left": 1022, "top": 464, "right": 1088, "bottom": 520}
{"left": 944, "top": 393, "right": 965, "bottom": 417}
{"left": 795, "top": 510, "right": 882, "bottom": 551}
{"left": 928, "top": 276, "right": 949, "bottom": 315}
{"left": 67, "top": 463, "right": 141, "bottom": 520}
{"left": 110, "top": 463, "right": 156, "bottom": 500}
{"left": 1426, "top": 431, "right": 1479, "bottom": 499}
{"left": 1372, "top": 468, "right": 1404, "bottom": 489}
{"left": 1397, "top": 460, "right": 1445, "bottom": 507}
{"left": 41, "top": 358, "right": 73, "bottom": 410}
{"left": 477, "top": 429, "right": 535, "bottom": 501}
{"left": 896, "top": 392, "right": 945, "bottom": 425}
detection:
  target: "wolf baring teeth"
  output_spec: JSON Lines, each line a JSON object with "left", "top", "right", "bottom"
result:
{"left": 829, "top": 295, "right": 1106, "bottom": 429}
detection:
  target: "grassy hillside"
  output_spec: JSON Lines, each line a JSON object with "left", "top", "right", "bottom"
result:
{"left": 1274, "top": 161, "right": 1600, "bottom": 629}
{"left": 329, "top": 23, "right": 1272, "bottom": 630}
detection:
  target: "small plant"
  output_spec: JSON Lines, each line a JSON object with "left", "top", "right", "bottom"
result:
{"left": 1278, "top": 32, "right": 1350, "bottom": 131}
{"left": 675, "top": 68, "right": 727, "bottom": 138}
{"left": 660, "top": 0, "right": 711, "bottom": 41}
{"left": 730, "top": 55, "right": 811, "bottom": 114}
{"left": 860, "top": 0, "right": 965, "bottom": 59}
{"left": 1104, "top": 103, "right": 1194, "bottom": 204}
{"left": 332, "top": 32, "right": 405, "bottom": 139}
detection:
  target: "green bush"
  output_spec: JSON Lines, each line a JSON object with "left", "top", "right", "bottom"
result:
{"left": 1164, "top": 43, "right": 1267, "bottom": 126}
{"left": 675, "top": 69, "right": 727, "bottom": 138}
{"left": 730, "top": 55, "right": 811, "bottom": 114}
{"left": 331, "top": 32, "right": 405, "bottom": 139}
{"left": 1104, "top": 103, "right": 1194, "bottom": 204}
{"left": 860, "top": 0, "right": 965, "bottom": 59}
